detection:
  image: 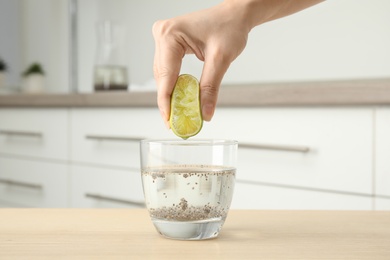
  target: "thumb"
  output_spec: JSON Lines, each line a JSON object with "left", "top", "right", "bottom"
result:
{"left": 200, "top": 56, "right": 230, "bottom": 121}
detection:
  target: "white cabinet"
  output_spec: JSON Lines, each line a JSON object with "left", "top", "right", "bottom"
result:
{"left": 375, "top": 199, "right": 390, "bottom": 210}
{"left": 198, "top": 107, "right": 374, "bottom": 209}
{"left": 1, "top": 106, "right": 386, "bottom": 210}
{"left": 0, "top": 108, "right": 69, "bottom": 208}
{"left": 200, "top": 108, "right": 373, "bottom": 193}
{"left": 0, "top": 108, "right": 69, "bottom": 160}
{"left": 70, "top": 165, "right": 144, "bottom": 208}
{"left": 0, "top": 157, "right": 68, "bottom": 207}
{"left": 375, "top": 107, "right": 390, "bottom": 210}
{"left": 69, "top": 108, "right": 171, "bottom": 208}
{"left": 231, "top": 182, "right": 371, "bottom": 210}
{"left": 70, "top": 108, "right": 170, "bottom": 168}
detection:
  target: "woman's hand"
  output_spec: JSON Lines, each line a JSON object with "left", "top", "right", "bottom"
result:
{"left": 153, "top": 2, "right": 250, "bottom": 126}
{"left": 152, "top": 0, "right": 324, "bottom": 126}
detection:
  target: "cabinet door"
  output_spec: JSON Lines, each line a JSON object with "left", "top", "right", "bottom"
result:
{"left": 70, "top": 108, "right": 171, "bottom": 168}
{"left": 0, "top": 157, "right": 68, "bottom": 207}
{"left": 70, "top": 164, "right": 145, "bottom": 208}
{"left": 375, "top": 108, "right": 390, "bottom": 210}
{"left": 0, "top": 108, "right": 68, "bottom": 160}
{"left": 231, "top": 182, "right": 372, "bottom": 210}
{"left": 199, "top": 107, "right": 373, "bottom": 195}
{"left": 375, "top": 198, "right": 390, "bottom": 210}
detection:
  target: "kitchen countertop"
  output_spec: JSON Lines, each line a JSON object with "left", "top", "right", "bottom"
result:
{"left": 0, "top": 78, "right": 389, "bottom": 107}
{"left": 0, "top": 209, "right": 389, "bottom": 259}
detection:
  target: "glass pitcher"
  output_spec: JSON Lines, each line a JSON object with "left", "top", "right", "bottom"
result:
{"left": 93, "top": 20, "right": 129, "bottom": 91}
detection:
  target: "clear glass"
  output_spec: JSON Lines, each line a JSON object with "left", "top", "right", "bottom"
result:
{"left": 93, "top": 20, "right": 129, "bottom": 91}
{"left": 140, "top": 139, "right": 238, "bottom": 240}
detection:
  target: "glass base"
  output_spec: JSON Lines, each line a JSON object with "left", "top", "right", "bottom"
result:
{"left": 152, "top": 217, "right": 225, "bottom": 240}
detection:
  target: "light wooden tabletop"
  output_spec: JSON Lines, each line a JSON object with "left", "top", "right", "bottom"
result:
{"left": 0, "top": 209, "right": 389, "bottom": 259}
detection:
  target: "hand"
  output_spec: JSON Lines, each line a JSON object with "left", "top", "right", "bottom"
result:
{"left": 152, "top": 2, "right": 250, "bottom": 125}
{"left": 152, "top": 0, "right": 324, "bottom": 126}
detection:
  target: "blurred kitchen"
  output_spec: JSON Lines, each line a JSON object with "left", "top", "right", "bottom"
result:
{"left": 0, "top": 0, "right": 389, "bottom": 210}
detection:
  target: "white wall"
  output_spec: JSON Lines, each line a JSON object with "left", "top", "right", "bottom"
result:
{"left": 3, "top": 0, "right": 389, "bottom": 93}
{"left": 77, "top": 0, "right": 390, "bottom": 93}
{"left": 0, "top": 0, "right": 69, "bottom": 93}
{"left": 20, "top": 0, "right": 69, "bottom": 93}
{"left": 231, "top": 0, "right": 390, "bottom": 83}
{"left": 77, "top": 0, "right": 220, "bottom": 92}
{"left": 0, "top": 0, "right": 22, "bottom": 88}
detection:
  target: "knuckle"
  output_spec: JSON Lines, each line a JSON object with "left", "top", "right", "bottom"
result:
{"left": 152, "top": 20, "right": 163, "bottom": 36}
{"left": 212, "top": 47, "right": 234, "bottom": 65}
{"left": 155, "top": 66, "right": 172, "bottom": 80}
{"left": 152, "top": 19, "right": 176, "bottom": 38}
{"left": 201, "top": 83, "right": 219, "bottom": 98}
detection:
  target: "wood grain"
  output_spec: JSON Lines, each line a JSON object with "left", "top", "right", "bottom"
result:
{"left": 0, "top": 78, "right": 389, "bottom": 108}
{"left": 0, "top": 209, "right": 389, "bottom": 259}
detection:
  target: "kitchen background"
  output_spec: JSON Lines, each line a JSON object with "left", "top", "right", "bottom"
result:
{"left": 0, "top": 0, "right": 389, "bottom": 210}
{"left": 1, "top": 0, "right": 390, "bottom": 93}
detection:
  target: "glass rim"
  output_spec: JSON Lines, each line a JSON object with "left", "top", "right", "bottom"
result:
{"left": 140, "top": 139, "right": 238, "bottom": 146}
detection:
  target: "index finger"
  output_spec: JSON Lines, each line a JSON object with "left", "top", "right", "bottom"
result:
{"left": 152, "top": 21, "right": 184, "bottom": 125}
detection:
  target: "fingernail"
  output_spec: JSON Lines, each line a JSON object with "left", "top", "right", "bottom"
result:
{"left": 165, "top": 120, "right": 170, "bottom": 129}
{"left": 160, "top": 109, "right": 166, "bottom": 120}
{"left": 202, "top": 104, "right": 215, "bottom": 121}
{"left": 163, "top": 114, "right": 170, "bottom": 129}
{"left": 160, "top": 110, "right": 170, "bottom": 129}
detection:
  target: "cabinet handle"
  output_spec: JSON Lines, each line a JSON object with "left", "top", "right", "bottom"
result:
{"left": 0, "top": 130, "right": 43, "bottom": 138}
{"left": 85, "top": 135, "right": 144, "bottom": 143}
{"left": 0, "top": 178, "right": 43, "bottom": 190}
{"left": 239, "top": 143, "right": 310, "bottom": 153}
{"left": 85, "top": 193, "right": 145, "bottom": 207}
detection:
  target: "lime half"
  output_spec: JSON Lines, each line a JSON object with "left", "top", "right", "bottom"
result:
{"left": 169, "top": 74, "right": 203, "bottom": 139}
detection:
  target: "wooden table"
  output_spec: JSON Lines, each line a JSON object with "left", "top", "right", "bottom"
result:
{"left": 0, "top": 209, "right": 389, "bottom": 259}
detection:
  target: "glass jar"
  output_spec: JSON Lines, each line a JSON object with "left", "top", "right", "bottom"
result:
{"left": 93, "top": 20, "right": 129, "bottom": 91}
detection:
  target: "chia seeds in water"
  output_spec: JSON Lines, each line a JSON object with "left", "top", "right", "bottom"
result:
{"left": 141, "top": 165, "right": 236, "bottom": 222}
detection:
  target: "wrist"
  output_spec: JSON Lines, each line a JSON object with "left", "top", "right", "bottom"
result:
{"left": 224, "top": 0, "right": 324, "bottom": 30}
{"left": 223, "top": 0, "right": 275, "bottom": 31}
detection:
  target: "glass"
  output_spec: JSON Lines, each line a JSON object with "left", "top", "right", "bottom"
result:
{"left": 93, "top": 20, "right": 129, "bottom": 91}
{"left": 140, "top": 139, "right": 238, "bottom": 240}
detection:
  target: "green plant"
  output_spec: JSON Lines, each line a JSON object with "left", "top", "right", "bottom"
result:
{"left": 23, "top": 63, "right": 45, "bottom": 77}
{"left": 0, "top": 58, "right": 7, "bottom": 72}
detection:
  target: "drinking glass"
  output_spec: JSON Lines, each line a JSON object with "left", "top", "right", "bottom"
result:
{"left": 140, "top": 139, "right": 237, "bottom": 240}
